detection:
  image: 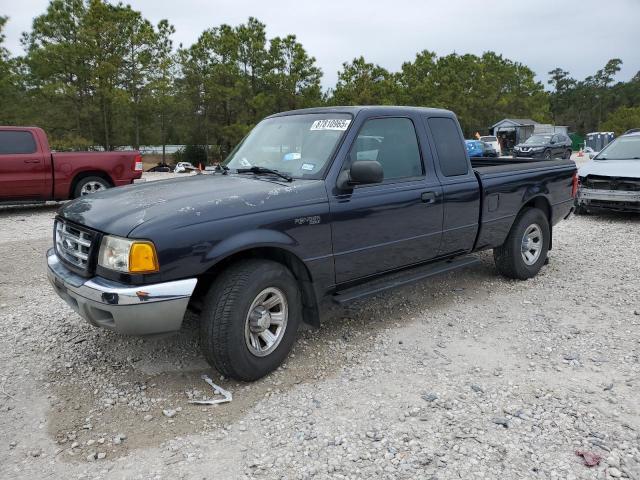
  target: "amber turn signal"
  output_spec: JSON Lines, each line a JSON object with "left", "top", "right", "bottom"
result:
{"left": 128, "top": 242, "right": 159, "bottom": 273}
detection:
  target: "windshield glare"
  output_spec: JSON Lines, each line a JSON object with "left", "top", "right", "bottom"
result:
{"left": 596, "top": 135, "right": 640, "bottom": 160}
{"left": 224, "top": 114, "right": 352, "bottom": 178}
{"left": 524, "top": 135, "right": 551, "bottom": 144}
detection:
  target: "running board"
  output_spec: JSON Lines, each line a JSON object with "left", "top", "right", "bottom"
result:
{"left": 333, "top": 256, "right": 481, "bottom": 305}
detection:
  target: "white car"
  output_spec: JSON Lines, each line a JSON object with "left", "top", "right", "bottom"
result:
{"left": 480, "top": 136, "right": 501, "bottom": 156}
{"left": 174, "top": 162, "right": 196, "bottom": 173}
{"left": 576, "top": 131, "right": 640, "bottom": 214}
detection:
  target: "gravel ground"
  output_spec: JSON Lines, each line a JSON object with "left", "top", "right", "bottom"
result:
{"left": 1, "top": 162, "right": 639, "bottom": 480}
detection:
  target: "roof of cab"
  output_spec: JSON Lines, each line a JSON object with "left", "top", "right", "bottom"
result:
{"left": 269, "top": 105, "right": 456, "bottom": 118}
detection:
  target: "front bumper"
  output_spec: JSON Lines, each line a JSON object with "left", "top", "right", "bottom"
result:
{"left": 513, "top": 149, "right": 545, "bottom": 158}
{"left": 576, "top": 188, "right": 640, "bottom": 212}
{"left": 46, "top": 249, "right": 197, "bottom": 335}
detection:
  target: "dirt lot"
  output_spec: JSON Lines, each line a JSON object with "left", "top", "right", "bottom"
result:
{"left": 1, "top": 167, "right": 639, "bottom": 479}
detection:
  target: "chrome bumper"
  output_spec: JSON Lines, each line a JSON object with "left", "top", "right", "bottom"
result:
{"left": 46, "top": 249, "right": 197, "bottom": 335}
{"left": 577, "top": 188, "right": 640, "bottom": 203}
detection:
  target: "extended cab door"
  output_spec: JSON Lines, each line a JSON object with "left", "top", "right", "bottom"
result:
{"left": 330, "top": 116, "right": 444, "bottom": 284}
{"left": 424, "top": 116, "right": 480, "bottom": 256}
{"left": 0, "top": 129, "right": 48, "bottom": 200}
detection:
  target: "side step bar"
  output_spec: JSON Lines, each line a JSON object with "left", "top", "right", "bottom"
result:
{"left": 333, "top": 256, "right": 481, "bottom": 305}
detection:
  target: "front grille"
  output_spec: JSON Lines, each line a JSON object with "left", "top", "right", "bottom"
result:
{"left": 583, "top": 175, "right": 640, "bottom": 192}
{"left": 55, "top": 219, "right": 98, "bottom": 275}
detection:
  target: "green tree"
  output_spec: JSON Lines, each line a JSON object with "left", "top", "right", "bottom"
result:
{"left": 396, "top": 51, "right": 549, "bottom": 136}
{"left": 0, "top": 16, "right": 26, "bottom": 125}
{"left": 148, "top": 20, "right": 177, "bottom": 162}
{"left": 330, "top": 56, "right": 400, "bottom": 105}
{"left": 119, "top": 6, "right": 160, "bottom": 148}
{"left": 601, "top": 106, "right": 640, "bottom": 135}
{"left": 267, "top": 34, "right": 322, "bottom": 111}
{"left": 22, "top": 0, "right": 91, "bottom": 141}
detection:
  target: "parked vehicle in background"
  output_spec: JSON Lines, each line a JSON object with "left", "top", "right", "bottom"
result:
{"left": 513, "top": 133, "right": 572, "bottom": 159}
{"left": 481, "top": 142, "right": 498, "bottom": 157}
{"left": 0, "top": 127, "right": 143, "bottom": 203}
{"left": 480, "top": 135, "right": 501, "bottom": 155}
{"left": 174, "top": 162, "right": 196, "bottom": 173}
{"left": 466, "top": 140, "right": 497, "bottom": 158}
{"left": 146, "top": 162, "right": 174, "bottom": 173}
{"left": 576, "top": 130, "right": 640, "bottom": 214}
{"left": 46, "top": 106, "right": 577, "bottom": 381}
{"left": 465, "top": 139, "right": 484, "bottom": 157}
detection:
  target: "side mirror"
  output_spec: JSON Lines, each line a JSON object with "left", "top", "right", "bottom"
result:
{"left": 337, "top": 160, "right": 383, "bottom": 190}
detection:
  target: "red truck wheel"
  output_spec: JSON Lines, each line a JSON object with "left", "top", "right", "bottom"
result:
{"left": 73, "top": 176, "right": 111, "bottom": 198}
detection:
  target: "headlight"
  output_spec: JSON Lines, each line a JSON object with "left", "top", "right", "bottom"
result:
{"left": 98, "top": 235, "right": 159, "bottom": 273}
{"left": 531, "top": 147, "right": 544, "bottom": 151}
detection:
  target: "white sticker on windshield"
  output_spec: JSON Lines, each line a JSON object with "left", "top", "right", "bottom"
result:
{"left": 310, "top": 119, "right": 351, "bottom": 131}
{"left": 301, "top": 163, "right": 315, "bottom": 171}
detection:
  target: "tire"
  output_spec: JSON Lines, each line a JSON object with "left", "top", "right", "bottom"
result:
{"left": 199, "top": 259, "right": 302, "bottom": 381}
{"left": 493, "top": 208, "right": 550, "bottom": 280}
{"left": 564, "top": 149, "right": 572, "bottom": 159}
{"left": 543, "top": 150, "right": 552, "bottom": 160}
{"left": 73, "top": 176, "right": 110, "bottom": 198}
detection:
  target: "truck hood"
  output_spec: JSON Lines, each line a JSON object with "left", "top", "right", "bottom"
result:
{"left": 578, "top": 160, "right": 640, "bottom": 179}
{"left": 59, "top": 174, "right": 327, "bottom": 237}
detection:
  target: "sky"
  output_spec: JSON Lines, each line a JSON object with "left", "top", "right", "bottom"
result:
{"left": 3, "top": 0, "right": 640, "bottom": 90}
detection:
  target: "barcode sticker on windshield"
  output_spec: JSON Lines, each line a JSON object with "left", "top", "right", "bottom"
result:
{"left": 310, "top": 119, "right": 351, "bottom": 131}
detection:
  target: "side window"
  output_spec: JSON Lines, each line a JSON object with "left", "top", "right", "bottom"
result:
{"left": 0, "top": 131, "right": 37, "bottom": 154}
{"left": 427, "top": 117, "right": 469, "bottom": 177}
{"left": 348, "top": 117, "right": 423, "bottom": 181}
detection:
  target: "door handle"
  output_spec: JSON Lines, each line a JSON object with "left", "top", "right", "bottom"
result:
{"left": 24, "top": 159, "right": 40, "bottom": 164}
{"left": 421, "top": 191, "right": 437, "bottom": 204}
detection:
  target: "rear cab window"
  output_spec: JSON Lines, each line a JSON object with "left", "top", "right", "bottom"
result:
{"left": 426, "top": 117, "right": 469, "bottom": 177}
{"left": 0, "top": 130, "right": 37, "bottom": 154}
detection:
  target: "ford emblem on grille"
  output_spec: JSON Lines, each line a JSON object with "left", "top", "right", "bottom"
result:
{"left": 55, "top": 219, "right": 95, "bottom": 273}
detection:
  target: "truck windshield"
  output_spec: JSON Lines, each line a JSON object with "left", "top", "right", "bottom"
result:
{"left": 524, "top": 135, "right": 552, "bottom": 144}
{"left": 595, "top": 135, "right": 640, "bottom": 160}
{"left": 224, "top": 113, "right": 352, "bottom": 179}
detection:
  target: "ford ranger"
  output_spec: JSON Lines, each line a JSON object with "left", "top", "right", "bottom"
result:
{"left": 46, "top": 107, "right": 577, "bottom": 381}
{"left": 0, "top": 126, "right": 143, "bottom": 203}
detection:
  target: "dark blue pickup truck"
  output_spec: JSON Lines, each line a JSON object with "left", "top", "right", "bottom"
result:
{"left": 47, "top": 106, "right": 577, "bottom": 380}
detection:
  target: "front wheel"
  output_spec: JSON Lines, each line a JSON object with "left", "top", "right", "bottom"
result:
{"left": 493, "top": 208, "right": 550, "bottom": 280}
{"left": 199, "top": 259, "right": 301, "bottom": 381}
{"left": 543, "top": 150, "right": 552, "bottom": 160}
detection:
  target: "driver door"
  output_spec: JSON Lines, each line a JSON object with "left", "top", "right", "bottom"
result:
{"left": 329, "top": 116, "right": 443, "bottom": 284}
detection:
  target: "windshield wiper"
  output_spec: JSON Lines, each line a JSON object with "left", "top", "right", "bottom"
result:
{"left": 236, "top": 166, "right": 293, "bottom": 182}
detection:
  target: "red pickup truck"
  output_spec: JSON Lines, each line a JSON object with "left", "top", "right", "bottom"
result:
{"left": 0, "top": 126, "right": 143, "bottom": 203}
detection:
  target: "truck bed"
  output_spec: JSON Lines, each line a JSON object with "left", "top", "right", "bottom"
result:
{"left": 470, "top": 156, "right": 576, "bottom": 251}
{"left": 471, "top": 156, "right": 574, "bottom": 174}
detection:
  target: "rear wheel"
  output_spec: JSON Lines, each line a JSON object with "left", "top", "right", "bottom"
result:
{"left": 564, "top": 149, "right": 572, "bottom": 159}
{"left": 493, "top": 208, "right": 550, "bottom": 280}
{"left": 73, "top": 176, "right": 110, "bottom": 198}
{"left": 199, "top": 259, "right": 301, "bottom": 381}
